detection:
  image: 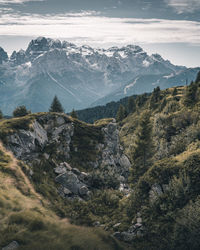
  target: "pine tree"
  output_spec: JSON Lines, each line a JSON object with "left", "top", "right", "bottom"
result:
{"left": 183, "top": 82, "right": 198, "bottom": 106}
{"left": 129, "top": 111, "right": 154, "bottom": 184}
{"left": 49, "top": 96, "right": 64, "bottom": 113}
{"left": 195, "top": 71, "right": 200, "bottom": 83}
{"left": 127, "top": 96, "right": 136, "bottom": 114}
{"left": 172, "top": 87, "right": 178, "bottom": 96}
{"left": 13, "top": 105, "right": 30, "bottom": 117}
{"left": 136, "top": 93, "right": 148, "bottom": 108}
{"left": 116, "top": 104, "right": 126, "bottom": 122}
{"left": 0, "top": 110, "right": 3, "bottom": 119}
{"left": 70, "top": 109, "right": 78, "bottom": 119}
{"left": 149, "top": 87, "right": 161, "bottom": 108}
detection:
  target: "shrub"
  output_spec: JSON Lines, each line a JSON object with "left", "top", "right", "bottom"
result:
{"left": 13, "top": 106, "right": 30, "bottom": 117}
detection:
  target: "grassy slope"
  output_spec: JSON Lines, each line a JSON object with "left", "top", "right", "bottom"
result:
{"left": 0, "top": 143, "right": 124, "bottom": 250}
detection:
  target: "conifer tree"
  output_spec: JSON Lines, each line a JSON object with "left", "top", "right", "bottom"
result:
{"left": 70, "top": 109, "right": 78, "bottom": 119}
{"left": 0, "top": 109, "right": 3, "bottom": 119}
{"left": 195, "top": 71, "right": 200, "bottom": 83}
{"left": 127, "top": 96, "right": 136, "bottom": 114}
{"left": 129, "top": 111, "right": 154, "bottom": 184}
{"left": 136, "top": 93, "right": 148, "bottom": 108}
{"left": 49, "top": 96, "right": 64, "bottom": 113}
{"left": 116, "top": 104, "right": 126, "bottom": 122}
{"left": 183, "top": 82, "right": 198, "bottom": 106}
{"left": 149, "top": 86, "right": 161, "bottom": 108}
{"left": 172, "top": 87, "right": 178, "bottom": 96}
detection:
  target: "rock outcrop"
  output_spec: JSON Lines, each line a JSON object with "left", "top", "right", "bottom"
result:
{"left": 3, "top": 114, "right": 130, "bottom": 199}
{"left": 113, "top": 217, "right": 144, "bottom": 243}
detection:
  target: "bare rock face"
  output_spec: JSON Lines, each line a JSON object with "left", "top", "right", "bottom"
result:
{"left": 6, "top": 114, "right": 74, "bottom": 163}
{"left": 0, "top": 47, "right": 8, "bottom": 64}
{"left": 6, "top": 120, "right": 48, "bottom": 161}
{"left": 91, "top": 120, "right": 131, "bottom": 189}
{"left": 4, "top": 114, "right": 131, "bottom": 199}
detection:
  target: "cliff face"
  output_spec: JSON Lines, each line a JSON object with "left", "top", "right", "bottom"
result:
{"left": 1, "top": 113, "right": 130, "bottom": 199}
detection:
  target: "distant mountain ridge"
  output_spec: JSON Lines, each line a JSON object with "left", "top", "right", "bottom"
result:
{"left": 0, "top": 36, "right": 199, "bottom": 114}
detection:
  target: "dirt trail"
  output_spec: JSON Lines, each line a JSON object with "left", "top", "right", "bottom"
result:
{"left": 0, "top": 142, "right": 42, "bottom": 201}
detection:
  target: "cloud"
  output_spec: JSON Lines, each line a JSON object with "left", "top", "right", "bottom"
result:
{"left": 165, "top": 0, "right": 200, "bottom": 14}
{"left": 0, "top": 11, "right": 199, "bottom": 47}
{"left": 0, "top": 0, "right": 43, "bottom": 4}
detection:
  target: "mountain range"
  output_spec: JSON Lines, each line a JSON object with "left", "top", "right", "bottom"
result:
{"left": 0, "top": 37, "right": 199, "bottom": 115}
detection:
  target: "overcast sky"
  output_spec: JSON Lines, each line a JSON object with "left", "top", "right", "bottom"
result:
{"left": 0, "top": 0, "right": 200, "bottom": 67}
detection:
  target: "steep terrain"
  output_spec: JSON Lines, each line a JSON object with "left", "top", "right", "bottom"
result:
{"left": 0, "top": 115, "right": 127, "bottom": 250}
{"left": 92, "top": 68, "right": 199, "bottom": 106}
{"left": 0, "top": 37, "right": 199, "bottom": 115}
{"left": 1, "top": 73, "right": 200, "bottom": 249}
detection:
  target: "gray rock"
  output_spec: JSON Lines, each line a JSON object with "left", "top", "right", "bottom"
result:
{"left": 119, "top": 155, "right": 131, "bottom": 169}
{"left": 137, "top": 217, "right": 142, "bottom": 224}
{"left": 55, "top": 171, "right": 89, "bottom": 197}
{"left": 113, "top": 223, "right": 121, "bottom": 228}
{"left": 2, "top": 241, "right": 19, "bottom": 250}
{"left": 6, "top": 120, "right": 47, "bottom": 160}
{"left": 72, "top": 168, "right": 81, "bottom": 175}
{"left": 121, "top": 232, "right": 136, "bottom": 242}
{"left": 54, "top": 165, "right": 67, "bottom": 175}
{"left": 79, "top": 172, "right": 89, "bottom": 182}
{"left": 56, "top": 116, "right": 65, "bottom": 126}
{"left": 93, "top": 221, "right": 101, "bottom": 227}
{"left": 29, "top": 169, "right": 34, "bottom": 176}
{"left": 32, "top": 120, "right": 48, "bottom": 146}
{"left": 79, "top": 185, "right": 89, "bottom": 196}
{"left": 113, "top": 232, "right": 121, "bottom": 240}
{"left": 149, "top": 184, "right": 164, "bottom": 202}
{"left": 62, "top": 162, "right": 72, "bottom": 171}
{"left": 44, "top": 153, "right": 50, "bottom": 160}
{"left": 55, "top": 171, "right": 80, "bottom": 194}
{"left": 63, "top": 187, "right": 72, "bottom": 195}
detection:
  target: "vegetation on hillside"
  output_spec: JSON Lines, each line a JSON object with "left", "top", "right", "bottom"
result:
{"left": 76, "top": 95, "right": 138, "bottom": 123}
{"left": 118, "top": 73, "right": 200, "bottom": 249}
{"left": 0, "top": 143, "right": 123, "bottom": 250}
{"left": 13, "top": 105, "right": 31, "bottom": 117}
{"left": 1, "top": 71, "right": 200, "bottom": 249}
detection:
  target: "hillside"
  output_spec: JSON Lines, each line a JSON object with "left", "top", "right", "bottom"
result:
{"left": 0, "top": 115, "right": 125, "bottom": 250}
{"left": 1, "top": 72, "right": 200, "bottom": 249}
{"left": 92, "top": 68, "right": 200, "bottom": 106}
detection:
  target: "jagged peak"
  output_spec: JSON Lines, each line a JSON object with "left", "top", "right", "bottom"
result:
{"left": 26, "top": 37, "right": 62, "bottom": 54}
{"left": 151, "top": 53, "right": 165, "bottom": 62}
{"left": 0, "top": 46, "right": 8, "bottom": 63}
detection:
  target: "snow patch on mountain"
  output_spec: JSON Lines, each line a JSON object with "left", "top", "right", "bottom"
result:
{"left": 124, "top": 77, "right": 139, "bottom": 94}
{"left": 0, "top": 36, "right": 197, "bottom": 115}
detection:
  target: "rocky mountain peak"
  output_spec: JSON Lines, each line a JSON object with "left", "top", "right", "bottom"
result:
{"left": 151, "top": 53, "right": 165, "bottom": 62}
{"left": 25, "top": 37, "right": 62, "bottom": 60}
{"left": 0, "top": 36, "right": 197, "bottom": 115}
{"left": 10, "top": 49, "right": 26, "bottom": 65}
{"left": 0, "top": 47, "right": 8, "bottom": 64}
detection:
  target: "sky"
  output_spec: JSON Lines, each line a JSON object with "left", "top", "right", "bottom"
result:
{"left": 0, "top": 0, "right": 200, "bottom": 67}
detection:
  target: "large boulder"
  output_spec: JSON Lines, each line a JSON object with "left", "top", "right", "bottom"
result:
{"left": 55, "top": 170, "right": 89, "bottom": 197}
